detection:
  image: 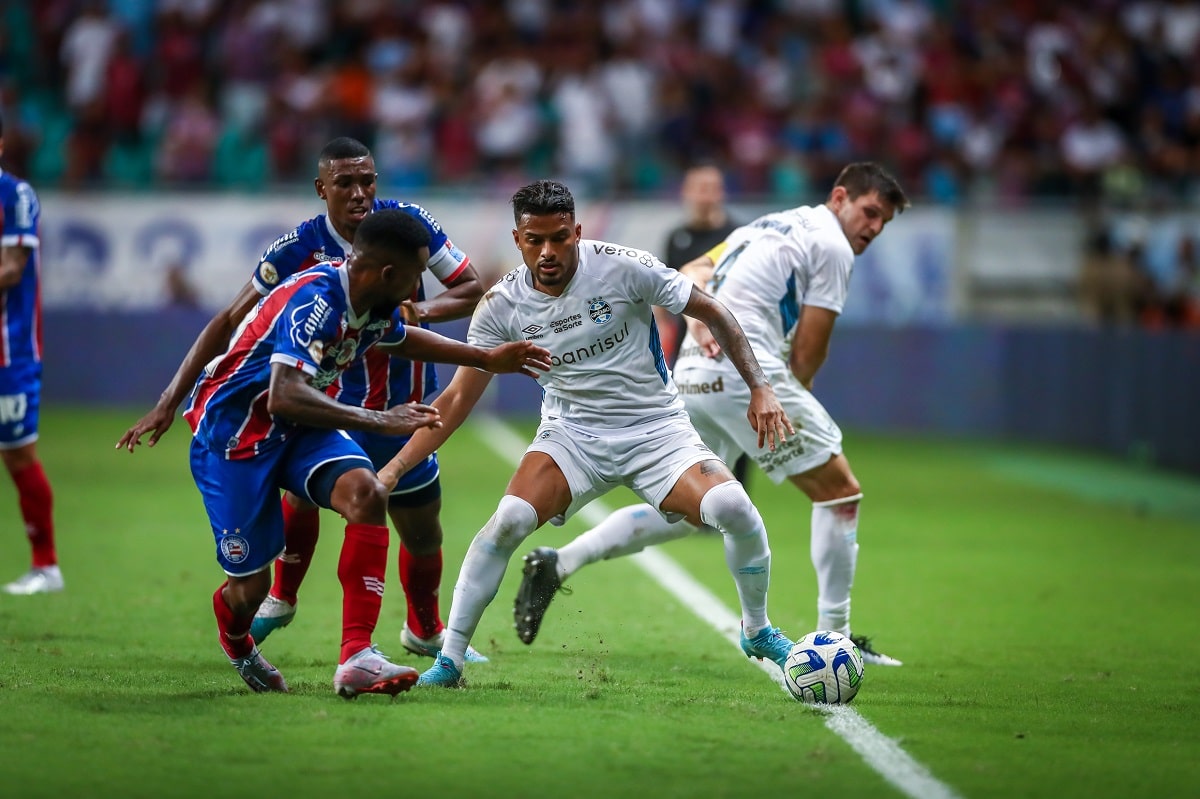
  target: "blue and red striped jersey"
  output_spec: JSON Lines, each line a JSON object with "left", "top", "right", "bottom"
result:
{"left": 253, "top": 200, "right": 470, "bottom": 410}
{"left": 0, "top": 169, "right": 42, "bottom": 367}
{"left": 184, "top": 263, "right": 405, "bottom": 460}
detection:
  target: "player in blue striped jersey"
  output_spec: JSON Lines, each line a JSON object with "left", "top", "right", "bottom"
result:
{"left": 0, "top": 117, "right": 61, "bottom": 596}
{"left": 118, "top": 138, "right": 487, "bottom": 660}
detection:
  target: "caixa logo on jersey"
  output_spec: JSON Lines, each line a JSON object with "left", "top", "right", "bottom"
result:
{"left": 587, "top": 297, "right": 613, "bottom": 325}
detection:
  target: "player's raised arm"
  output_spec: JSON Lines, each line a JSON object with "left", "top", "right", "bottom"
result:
{"left": 681, "top": 286, "right": 794, "bottom": 451}
{"left": 378, "top": 365, "right": 495, "bottom": 490}
{"left": 116, "top": 281, "right": 263, "bottom": 452}
{"left": 401, "top": 263, "right": 484, "bottom": 324}
{"left": 382, "top": 326, "right": 551, "bottom": 378}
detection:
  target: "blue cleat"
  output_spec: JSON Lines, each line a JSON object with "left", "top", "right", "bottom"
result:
{"left": 249, "top": 595, "right": 295, "bottom": 644}
{"left": 416, "top": 652, "right": 464, "bottom": 688}
{"left": 740, "top": 625, "right": 794, "bottom": 670}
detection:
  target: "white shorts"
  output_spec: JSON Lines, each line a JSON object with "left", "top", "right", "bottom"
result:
{"left": 527, "top": 413, "right": 719, "bottom": 524}
{"left": 675, "top": 361, "right": 842, "bottom": 484}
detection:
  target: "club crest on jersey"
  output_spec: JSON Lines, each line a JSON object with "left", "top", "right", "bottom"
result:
{"left": 260, "top": 262, "right": 279, "bottom": 285}
{"left": 587, "top": 297, "right": 613, "bottom": 325}
{"left": 220, "top": 534, "right": 250, "bottom": 564}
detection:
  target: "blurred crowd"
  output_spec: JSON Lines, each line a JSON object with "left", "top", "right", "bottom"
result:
{"left": 0, "top": 0, "right": 1198, "bottom": 208}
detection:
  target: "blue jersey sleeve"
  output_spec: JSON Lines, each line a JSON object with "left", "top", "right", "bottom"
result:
{"left": 1, "top": 179, "right": 40, "bottom": 245}
{"left": 267, "top": 282, "right": 341, "bottom": 379}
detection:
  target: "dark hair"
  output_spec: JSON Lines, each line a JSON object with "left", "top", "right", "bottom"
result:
{"left": 319, "top": 137, "right": 372, "bottom": 166}
{"left": 832, "top": 163, "right": 910, "bottom": 212}
{"left": 511, "top": 180, "right": 575, "bottom": 224}
{"left": 354, "top": 209, "right": 431, "bottom": 259}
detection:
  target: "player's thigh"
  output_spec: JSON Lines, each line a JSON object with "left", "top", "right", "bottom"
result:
{"left": 0, "top": 361, "right": 41, "bottom": 455}
{"left": 619, "top": 414, "right": 727, "bottom": 520}
{"left": 279, "top": 428, "right": 375, "bottom": 511}
{"left": 519, "top": 420, "right": 605, "bottom": 525}
{"left": 188, "top": 439, "right": 284, "bottom": 576}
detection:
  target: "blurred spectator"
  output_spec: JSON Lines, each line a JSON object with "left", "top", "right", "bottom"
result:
{"left": 1, "top": 0, "right": 1194, "bottom": 206}
{"left": 1079, "top": 226, "right": 1147, "bottom": 326}
{"left": 155, "top": 83, "right": 220, "bottom": 183}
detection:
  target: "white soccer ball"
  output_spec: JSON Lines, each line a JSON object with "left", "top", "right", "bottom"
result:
{"left": 783, "top": 630, "right": 865, "bottom": 704}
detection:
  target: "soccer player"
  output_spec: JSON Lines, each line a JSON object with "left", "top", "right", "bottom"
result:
{"left": 118, "top": 138, "right": 488, "bottom": 662}
{"left": 0, "top": 116, "right": 60, "bottom": 596}
{"left": 375, "top": 179, "right": 796, "bottom": 687}
{"left": 512, "top": 163, "right": 909, "bottom": 666}
{"left": 183, "top": 209, "right": 549, "bottom": 696}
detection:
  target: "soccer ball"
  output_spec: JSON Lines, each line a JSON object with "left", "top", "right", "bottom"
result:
{"left": 783, "top": 631, "right": 865, "bottom": 704}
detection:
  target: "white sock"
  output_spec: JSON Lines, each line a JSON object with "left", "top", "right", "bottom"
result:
{"left": 556, "top": 503, "right": 696, "bottom": 579}
{"left": 700, "top": 481, "right": 772, "bottom": 636}
{"left": 811, "top": 493, "right": 862, "bottom": 636}
{"left": 441, "top": 495, "right": 539, "bottom": 668}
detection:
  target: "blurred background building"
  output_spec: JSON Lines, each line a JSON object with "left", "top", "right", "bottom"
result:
{"left": 2, "top": 0, "right": 1198, "bottom": 471}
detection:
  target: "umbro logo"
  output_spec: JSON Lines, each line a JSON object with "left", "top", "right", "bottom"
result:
{"left": 523, "top": 324, "right": 543, "bottom": 335}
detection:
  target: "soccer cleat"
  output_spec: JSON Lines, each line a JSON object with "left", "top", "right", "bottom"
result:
{"left": 248, "top": 595, "right": 295, "bottom": 644}
{"left": 2, "top": 565, "right": 64, "bottom": 595}
{"left": 850, "top": 634, "right": 903, "bottom": 667}
{"left": 740, "top": 625, "right": 794, "bottom": 670}
{"left": 333, "top": 645, "right": 420, "bottom": 699}
{"left": 400, "top": 623, "right": 489, "bottom": 663}
{"left": 416, "top": 652, "right": 464, "bottom": 688}
{"left": 229, "top": 645, "right": 289, "bottom": 693}
{"left": 513, "top": 546, "right": 565, "bottom": 645}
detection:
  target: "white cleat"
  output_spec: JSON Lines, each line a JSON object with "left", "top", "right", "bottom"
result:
{"left": 400, "top": 623, "right": 489, "bottom": 663}
{"left": 851, "top": 634, "right": 903, "bottom": 667}
{"left": 333, "top": 645, "right": 419, "bottom": 699}
{"left": 3, "top": 566, "right": 64, "bottom": 595}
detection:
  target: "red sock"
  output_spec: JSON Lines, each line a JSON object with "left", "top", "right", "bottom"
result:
{"left": 13, "top": 461, "right": 55, "bottom": 568}
{"left": 272, "top": 500, "right": 320, "bottom": 605}
{"left": 399, "top": 545, "right": 444, "bottom": 640}
{"left": 337, "top": 523, "right": 389, "bottom": 664}
{"left": 213, "top": 582, "right": 254, "bottom": 659}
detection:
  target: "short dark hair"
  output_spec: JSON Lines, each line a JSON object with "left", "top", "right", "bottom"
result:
{"left": 833, "top": 163, "right": 910, "bottom": 212}
{"left": 511, "top": 180, "right": 576, "bottom": 224}
{"left": 354, "top": 209, "right": 431, "bottom": 261}
{"left": 319, "top": 137, "right": 372, "bottom": 167}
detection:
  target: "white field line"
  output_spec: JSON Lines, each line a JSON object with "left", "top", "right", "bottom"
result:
{"left": 476, "top": 415, "right": 962, "bottom": 799}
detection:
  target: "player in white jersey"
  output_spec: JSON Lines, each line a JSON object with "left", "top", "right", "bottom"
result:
{"left": 376, "top": 179, "right": 795, "bottom": 687}
{"left": 514, "top": 163, "right": 910, "bottom": 667}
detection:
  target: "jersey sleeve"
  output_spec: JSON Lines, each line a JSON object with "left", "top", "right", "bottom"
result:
{"left": 624, "top": 249, "right": 693, "bottom": 314}
{"left": 0, "top": 181, "right": 40, "bottom": 248}
{"left": 267, "top": 283, "right": 339, "bottom": 378}
{"left": 802, "top": 237, "right": 854, "bottom": 314}
{"left": 378, "top": 309, "right": 408, "bottom": 347}
{"left": 465, "top": 287, "right": 511, "bottom": 351}
{"left": 379, "top": 200, "right": 471, "bottom": 284}
{"left": 254, "top": 227, "right": 304, "bottom": 295}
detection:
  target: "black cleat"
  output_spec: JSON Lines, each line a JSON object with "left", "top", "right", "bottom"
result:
{"left": 850, "top": 634, "right": 903, "bottom": 667}
{"left": 513, "top": 547, "right": 564, "bottom": 645}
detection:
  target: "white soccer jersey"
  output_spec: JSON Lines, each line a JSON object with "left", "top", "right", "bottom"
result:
{"left": 468, "top": 239, "right": 693, "bottom": 429}
{"left": 675, "top": 204, "right": 854, "bottom": 375}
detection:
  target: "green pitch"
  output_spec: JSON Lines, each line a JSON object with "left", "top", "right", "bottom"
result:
{"left": 1, "top": 408, "right": 1197, "bottom": 799}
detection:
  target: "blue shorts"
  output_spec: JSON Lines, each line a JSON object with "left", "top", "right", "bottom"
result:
{"left": 0, "top": 360, "right": 42, "bottom": 450}
{"left": 347, "top": 429, "right": 440, "bottom": 500}
{"left": 190, "top": 428, "right": 373, "bottom": 576}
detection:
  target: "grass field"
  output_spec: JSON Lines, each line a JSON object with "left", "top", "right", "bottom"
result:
{"left": 1, "top": 407, "right": 1198, "bottom": 799}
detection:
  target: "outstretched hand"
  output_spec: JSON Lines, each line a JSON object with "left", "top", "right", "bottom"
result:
{"left": 484, "top": 340, "right": 553, "bottom": 378}
{"left": 746, "top": 386, "right": 794, "bottom": 452}
{"left": 379, "top": 402, "right": 443, "bottom": 437}
{"left": 115, "top": 403, "right": 176, "bottom": 453}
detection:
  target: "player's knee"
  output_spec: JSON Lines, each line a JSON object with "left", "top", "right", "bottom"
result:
{"left": 478, "top": 494, "right": 539, "bottom": 554}
{"left": 699, "top": 480, "right": 762, "bottom": 535}
{"left": 334, "top": 470, "right": 390, "bottom": 524}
